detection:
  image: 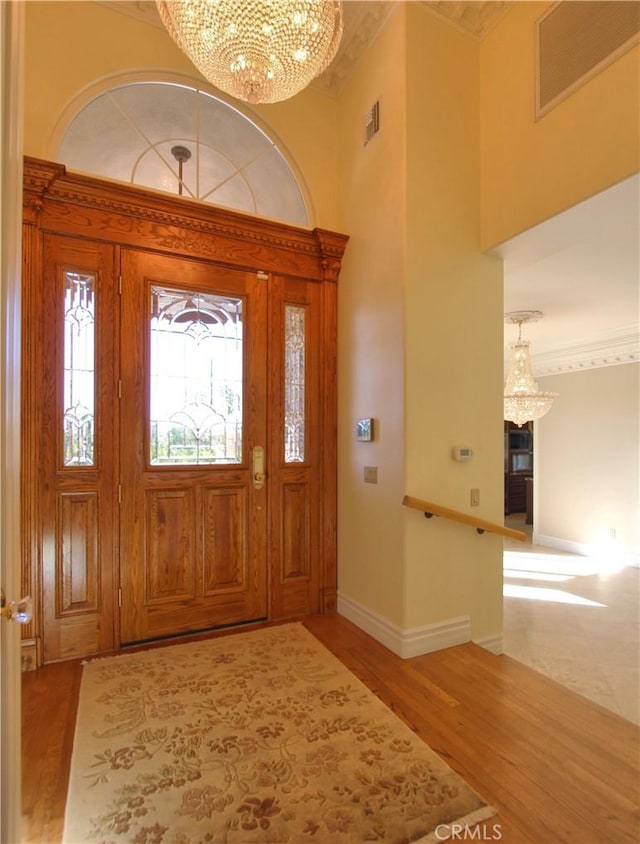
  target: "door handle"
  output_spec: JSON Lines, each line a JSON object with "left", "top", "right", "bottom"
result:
{"left": 0, "top": 590, "right": 33, "bottom": 624}
{"left": 253, "top": 446, "right": 265, "bottom": 490}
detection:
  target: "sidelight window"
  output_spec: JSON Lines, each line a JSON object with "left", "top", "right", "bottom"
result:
{"left": 63, "top": 271, "right": 96, "bottom": 466}
{"left": 284, "top": 305, "right": 306, "bottom": 463}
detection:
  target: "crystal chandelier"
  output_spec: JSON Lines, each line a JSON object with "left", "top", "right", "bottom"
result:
{"left": 156, "top": 1, "right": 344, "bottom": 104}
{"left": 504, "top": 311, "right": 558, "bottom": 427}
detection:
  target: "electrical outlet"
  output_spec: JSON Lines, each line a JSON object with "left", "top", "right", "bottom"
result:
{"left": 470, "top": 488, "right": 480, "bottom": 507}
{"left": 364, "top": 466, "right": 378, "bottom": 484}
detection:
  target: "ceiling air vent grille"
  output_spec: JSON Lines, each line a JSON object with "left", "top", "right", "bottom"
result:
{"left": 536, "top": 1, "right": 640, "bottom": 118}
{"left": 364, "top": 101, "right": 380, "bottom": 146}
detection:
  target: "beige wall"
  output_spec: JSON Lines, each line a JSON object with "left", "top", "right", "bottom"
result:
{"left": 336, "top": 7, "right": 407, "bottom": 626}
{"left": 336, "top": 4, "right": 504, "bottom": 642}
{"left": 23, "top": 1, "right": 341, "bottom": 231}
{"left": 535, "top": 364, "right": 640, "bottom": 562}
{"left": 480, "top": 1, "right": 640, "bottom": 249}
{"left": 403, "top": 4, "right": 504, "bottom": 639}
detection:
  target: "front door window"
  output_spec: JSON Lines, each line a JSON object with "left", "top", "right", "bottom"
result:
{"left": 149, "top": 286, "right": 243, "bottom": 465}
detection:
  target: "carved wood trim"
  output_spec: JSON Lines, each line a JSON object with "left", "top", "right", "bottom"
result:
{"left": 23, "top": 157, "right": 349, "bottom": 282}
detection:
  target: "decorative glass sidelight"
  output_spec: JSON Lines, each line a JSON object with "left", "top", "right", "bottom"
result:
{"left": 63, "top": 272, "right": 96, "bottom": 466}
{"left": 284, "top": 305, "right": 306, "bottom": 463}
{"left": 150, "top": 286, "right": 243, "bottom": 465}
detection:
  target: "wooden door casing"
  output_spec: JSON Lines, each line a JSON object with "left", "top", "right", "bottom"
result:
{"left": 21, "top": 157, "right": 348, "bottom": 664}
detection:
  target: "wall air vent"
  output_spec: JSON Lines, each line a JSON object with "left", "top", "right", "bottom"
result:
{"left": 364, "top": 100, "right": 380, "bottom": 146}
{"left": 536, "top": 1, "right": 640, "bottom": 119}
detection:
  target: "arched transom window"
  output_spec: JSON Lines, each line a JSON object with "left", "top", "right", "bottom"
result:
{"left": 57, "top": 81, "right": 308, "bottom": 226}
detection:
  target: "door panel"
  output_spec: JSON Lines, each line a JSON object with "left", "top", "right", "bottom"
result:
{"left": 120, "top": 250, "right": 267, "bottom": 643}
{"left": 268, "top": 275, "right": 322, "bottom": 619}
{"left": 145, "top": 488, "right": 196, "bottom": 602}
{"left": 58, "top": 492, "right": 99, "bottom": 613}
{"left": 40, "top": 235, "right": 117, "bottom": 662}
{"left": 202, "top": 487, "right": 248, "bottom": 592}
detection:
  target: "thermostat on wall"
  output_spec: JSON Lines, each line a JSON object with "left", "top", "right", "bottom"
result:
{"left": 452, "top": 446, "right": 473, "bottom": 462}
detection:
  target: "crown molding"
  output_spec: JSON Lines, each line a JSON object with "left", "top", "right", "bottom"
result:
{"left": 421, "top": 1, "right": 513, "bottom": 41}
{"left": 312, "top": 1, "right": 395, "bottom": 95}
{"left": 513, "top": 325, "right": 640, "bottom": 378}
{"left": 98, "top": 1, "right": 164, "bottom": 28}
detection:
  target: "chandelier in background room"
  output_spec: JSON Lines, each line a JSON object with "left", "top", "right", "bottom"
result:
{"left": 156, "top": 0, "right": 344, "bottom": 104}
{"left": 504, "top": 310, "right": 558, "bottom": 427}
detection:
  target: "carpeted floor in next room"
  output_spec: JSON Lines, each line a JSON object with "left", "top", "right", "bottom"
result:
{"left": 503, "top": 513, "right": 640, "bottom": 724}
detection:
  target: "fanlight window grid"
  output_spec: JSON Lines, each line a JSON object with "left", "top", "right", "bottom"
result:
{"left": 58, "top": 82, "right": 308, "bottom": 226}
{"left": 284, "top": 304, "right": 306, "bottom": 462}
{"left": 149, "top": 287, "right": 244, "bottom": 465}
{"left": 63, "top": 271, "right": 96, "bottom": 466}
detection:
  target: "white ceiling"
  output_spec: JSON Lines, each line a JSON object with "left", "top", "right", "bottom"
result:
{"left": 494, "top": 175, "right": 640, "bottom": 377}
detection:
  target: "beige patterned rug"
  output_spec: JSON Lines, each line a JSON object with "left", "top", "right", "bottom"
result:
{"left": 63, "top": 623, "right": 495, "bottom": 843}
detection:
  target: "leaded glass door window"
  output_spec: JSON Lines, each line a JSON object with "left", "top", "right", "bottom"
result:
{"left": 149, "top": 287, "right": 243, "bottom": 465}
{"left": 284, "top": 305, "right": 306, "bottom": 463}
{"left": 63, "top": 271, "right": 95, "bottom": 466}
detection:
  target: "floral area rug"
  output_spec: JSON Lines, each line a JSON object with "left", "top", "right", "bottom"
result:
{"left": 63, "top": 623, "right": 495, "bottom": 843}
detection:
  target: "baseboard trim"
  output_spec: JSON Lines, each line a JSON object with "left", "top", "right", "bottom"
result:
{"left": 533, "top": 533, "right": 590, "bottom": 556}
{"left": 20, "top": 638, "right": 39, "bottom": 672}
{"left": 534, "top": 533, "right": 640, "bottom": 566}
{"left": 336, "top": 592, "right": 470, "bottom": 658}
{"left": 473, "top": 632, "right": 503, "bottom": 655}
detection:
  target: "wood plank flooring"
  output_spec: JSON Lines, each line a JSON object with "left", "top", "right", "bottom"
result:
{"left": 21, "top": 613, "right": 640, "bottom": 843}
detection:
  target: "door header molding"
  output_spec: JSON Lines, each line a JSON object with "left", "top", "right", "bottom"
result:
{"left": 23, "top": 157, "right": 348, "bottom": 283}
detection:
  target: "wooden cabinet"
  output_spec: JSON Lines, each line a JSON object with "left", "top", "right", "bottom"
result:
{"left": 504, "top": 421, "right": 533, "bottom": 515}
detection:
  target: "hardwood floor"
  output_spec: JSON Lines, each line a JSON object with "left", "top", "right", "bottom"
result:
{"left": 22, "top": 613, "right": 640, "bottom": 843}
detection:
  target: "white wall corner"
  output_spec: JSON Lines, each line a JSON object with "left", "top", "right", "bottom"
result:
{"left": 337, "top": 592, "right": 471, "bottom": 658}
{"left": 472, "top": 632, "right": 503, "bottom": 655}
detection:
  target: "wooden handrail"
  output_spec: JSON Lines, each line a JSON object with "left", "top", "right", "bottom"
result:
{"left": 402, "top": 495, "right": 526, "bottom": 541}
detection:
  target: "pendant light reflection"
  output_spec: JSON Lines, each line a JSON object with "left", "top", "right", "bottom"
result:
{"left": 504, "top": 310, "right": 558, "bottom": 427}
{"left": 156, "top": 1, "right": 344, "bottom": 104}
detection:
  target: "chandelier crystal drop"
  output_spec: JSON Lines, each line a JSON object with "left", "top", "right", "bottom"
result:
{"left": 504, "top": 311, "right": 558, "bottom": 427}
{"left": 156, "top": 1, "right": 344, "bottom": 104}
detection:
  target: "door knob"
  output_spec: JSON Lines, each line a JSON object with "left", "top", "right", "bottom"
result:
{"left": 0, "top": 590, "right": 33, "bottom": 624}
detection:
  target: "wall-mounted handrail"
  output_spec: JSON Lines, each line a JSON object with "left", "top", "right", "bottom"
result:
{"left": 403, "top": 495, "right": 526, "bottom": 541}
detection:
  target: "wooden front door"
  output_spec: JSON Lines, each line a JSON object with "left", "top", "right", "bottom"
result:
{"left": 22, "top": 158, "right": 347, "bottom": 664}
{"left": 119, "top": 251, "right": 268, "bottom": 643}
